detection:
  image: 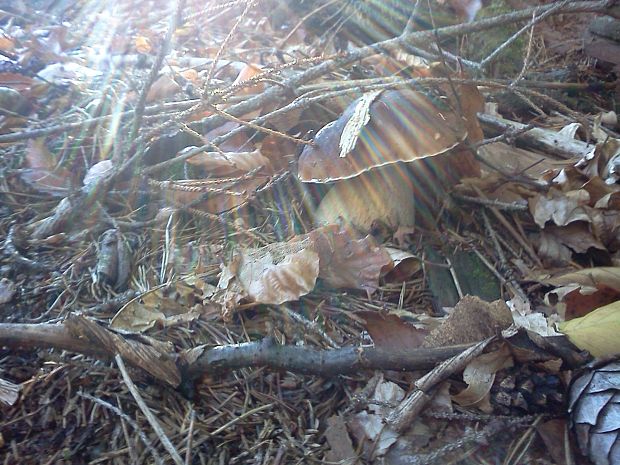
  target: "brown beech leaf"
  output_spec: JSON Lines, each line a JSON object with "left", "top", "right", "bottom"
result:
{"left": 357, "top": 311, "right": 428, "bottom": 350}
{"left": 544, "top": 267, "right": 620, "bottom": 292}
{"left": 349, "top": 377, "right": 405, "bottom": 458}
{"left": 452, "top": 344, "right": 513, "bottom": 412}
{"left": 534, "top": 222, "right": 606, "bottom": 266}
{"left": 164, "top": 148, "right": 274, "bottom": 213}
{"left": 307, "top": 224, "right": 392, "bottom": 292}
{"left": 19, "top": 138, "right": 73, "bottom": 193}
{"left": 543, "top": 267, "right": 620, "bottom": 319}
{"left": 507, "top": 297, "right": 561, "bottom": 337}
{"left": 477, "top": 142, "right": 566, "bottom": 179}
{"left": 574, "top": 136, "right": 620, "bottom": 183}
{"left": 535, "top": 230, "right": 574, "bottom": 267}
{"left": 381, "top": 247, "right": 421, "bottom": 283}
{"left": 582, "top": 176, "right": 620, "bottom": 205}
{"left": 83, "top": 160, "right": 114, "bottom": 193}
{"left": 184, "top": 149, "right": 273, "bottom": 176}
{"left": 259, "top": 134, "right": 297, "bottom": 172}
{"left": 198, "top": 120, "right": 255, "bottom": 152}
{"left": 542, "top": 223, "right": 606, "bottom": 254}
{"left": 590, "top": 209, "right": 620, "bottom": 250}
{"left": 134, "top": 35, "right": 151, "bottom": 54}
{"left": 594, "top": 190, "right": 620, "bottom": 209}
{"left": 0, "top": 72, "right": 36, "bottom": 91}
{"left": 218, "top": 240, "right": 320, "bottom": 306}
{"left": 324, "top": 415, "right": 356, "bottom": 464}
{"left": 537, "top": 419, "right": 570, "bottom": 465}
{"left": 231, "top": 63, "right": 265, "bottom": 96}
{"left": 110, "top": 284, "right": 205, "bottom": 334}
{"left": 164, "top": 175, "right": 268, "bottom": 213}
{"left": 529, "top": 188, "right": 592, "bottom": 228}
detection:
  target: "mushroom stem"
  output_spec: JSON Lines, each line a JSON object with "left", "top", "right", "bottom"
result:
{"left": 314, "top": 164, "right": 415, "bottom": 231}
{"left": 314, "top": 150, "right": 480, "bottom": 231}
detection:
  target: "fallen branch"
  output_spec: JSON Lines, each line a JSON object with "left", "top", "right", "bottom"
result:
{"left": 0, "top": 318, "right": 472, "bottom": 385}
{"left": 478, "top": 113, "right": 595, "bottom": 159}
{"left": 184, "top": 337, "right": 472, "bottom": 379}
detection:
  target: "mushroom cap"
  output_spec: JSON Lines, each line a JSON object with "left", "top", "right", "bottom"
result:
{"left": 298, "top": 89, "right": 467, "bottom": 183}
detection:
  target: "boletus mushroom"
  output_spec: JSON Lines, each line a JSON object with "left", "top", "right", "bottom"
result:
{"left": 298, "top": 88, "right": 479, "bottom": 231}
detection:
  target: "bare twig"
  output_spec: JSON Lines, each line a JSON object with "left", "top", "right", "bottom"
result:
{"left": 116, "top": 355, "right": 185, "bottom": 465}
{"left": 203, "top": 0, "right": 257, "bottom": 92}
{"left": 130, "top": 0, "right": 182, "bottom": 141}
{"left": 479, "top": 0, "right": 569, "bottom": 72}
{"left": 478, "top": 113, "right": 594, "bottom": 159}
{"left": 79, "top": 392, "right": 166, "bottom": 465}
{"left": 385, "top": 337, "right": 495, "bottom": 433}
{"left": 0, "top": 321, "right": 472, "bottom": 378}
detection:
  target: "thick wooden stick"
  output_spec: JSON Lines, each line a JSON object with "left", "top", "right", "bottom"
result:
{"left": 0, "top": 321, "right": 471, "bottom": 383}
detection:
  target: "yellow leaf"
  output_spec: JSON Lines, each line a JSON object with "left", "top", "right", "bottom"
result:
{"left": 557, "top": 300, "right": 620, "bottom": 357}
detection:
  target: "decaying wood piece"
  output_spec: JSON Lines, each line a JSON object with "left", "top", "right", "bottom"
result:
{"left": 478, "top": 113, "right": 595, "bottom": 160}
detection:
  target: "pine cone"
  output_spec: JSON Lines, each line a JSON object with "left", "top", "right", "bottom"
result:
{"left": 490, "top": 365, "right": 564, "bottom": 415}
{"left": 568, "top": 361, "right": 620, "bottom": 465}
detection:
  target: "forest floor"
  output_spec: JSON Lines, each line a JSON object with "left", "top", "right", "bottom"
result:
{"left": 1, "top": 0, "right": 620, "bottom": 464}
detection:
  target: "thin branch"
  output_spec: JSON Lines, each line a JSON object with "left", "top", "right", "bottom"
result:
{"left": 0, "top": 321, "right": 472, "bottom": 380}
{"left": 184, "top": 337, "right": 472, "bottom": 379}
{"left": 479, "top": 0, "right": 570, "bottom": 71}
{"left": 78, "top": 392, "right": 166, "bottom": 465}
{"left": 116, "top": 355, "right": 185, "bottom": 465}
{"left": 130, "top": 0, "right": 181, "bottom": 141}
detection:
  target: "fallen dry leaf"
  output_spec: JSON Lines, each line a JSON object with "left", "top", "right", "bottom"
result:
{"left": 217, "top": 239, "right": 319, "bottom": 306}
{"left": 83, "top": 160, "right": 114, "bottom": 193}
{"left": 381, "top": 247, "right": 421, "bottom": 283}
{"left": 19, "top": 138, "right": 73, "bottom": 193}
{"left": 507, "top": 296, "right": 562, "bottom": 337}
{"left": 542, "top": 267, "right": 620, "bottom": 319}
{"left": 307, "top": 224, "right": 392, "bottom": 292}
{"left": 529, "top": 188, "right": 592, "bottom": 228}
{"left": 185, "top": 149, "right": 273, "bottom": 175}
{"left": 111, "top": 284, "right": 204, "bottom": 333}
{"left": 134, "top": 35, "right": 151, "bottom": 54}
{"left": 146, "top": 74, "right": 181, "bottom": 102}
{"left": 349, "top": 378, "right": 404, "bottom": 458}
{"left": 324, "top": 416, "right": 356, "bottom": 464}
{"left": 452, "top": 343, "right": 513, "bottom": 412}
{"left": 0, "top": 278, "right": 16, "bottom": 305}
{"left": 533, "top": 222, "right": 606, "bottom": 266}
{"left": 231, "top": 63, "right": 265, "bottom": 96}
{"left": 575, "top": 136, "right": 620, "bottom": 183}
{"left": 557, "top": 300, "right": 620, "bottom": 357}
{"left": 357, "top": 311, "right": 428, "bottom": 351}
{"left": 537, "top": 419, "right": 570, "bottom": 465}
